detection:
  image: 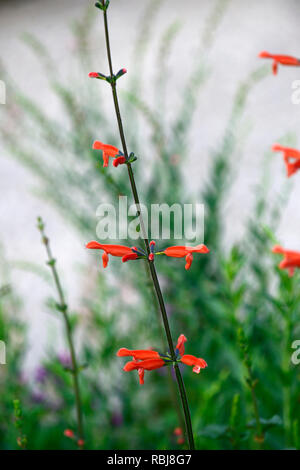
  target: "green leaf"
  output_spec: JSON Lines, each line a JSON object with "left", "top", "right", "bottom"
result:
{"left": 247, "top": 415, "right": 283, "bottom": 430}
{"left": 198, "top": 424, "right": 228, "bottom": 439}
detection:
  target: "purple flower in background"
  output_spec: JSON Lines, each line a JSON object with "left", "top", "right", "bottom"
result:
{"left": 111, "top": 411, "right": 123, "bottom": 427}
{"left": 35, "top": 366, "right": 47, "bottom": 384}
{"left": 57, "top": 351, "right": 72, "bottom": 368}
{"left": 31, "top": 390, "right": 47, "bottom": 404}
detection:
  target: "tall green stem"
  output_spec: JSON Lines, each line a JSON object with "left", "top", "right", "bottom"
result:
{"left": 238, "top": 327, "right": 263, "bottom": 448}
{"left": 37, "top": 218, "right": 84, "bottom": 446}
{"left": 100, "top": 5, "right": 195, "bottom": 450}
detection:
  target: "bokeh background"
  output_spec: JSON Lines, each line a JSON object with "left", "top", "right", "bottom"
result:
{"left": 0, "top": 0, "right": 300, "bottom": 450}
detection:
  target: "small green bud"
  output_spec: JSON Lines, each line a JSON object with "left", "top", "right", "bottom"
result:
{"left": 37, "top": 216, "right": 44, "bottom": 231}
{"left": 128, "top": 152, "right": 137, "bottom": 163}
{"left": 115, "top": 68, "right": 127, "bottom": 80}
{"left": 47, "top": 258, "right": 56, "bottom": 267}
{"left": 55, "top": 303, "right": 68, "bottom": 313}
{"left": 95, "top": 0, "right": 110, "bottom": 12}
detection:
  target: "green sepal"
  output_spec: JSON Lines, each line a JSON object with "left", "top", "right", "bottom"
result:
{"left": 95, "top": 2, "right": 104, "bottom": 10}
{"left": 93, "top": 73, "right": 114, "bottom": 84}
{"left": 55, "top": 303, "right": 68, "bottom": 313}
{"left": 106, "top": 76, "right": 114, "bottom": 85}
{"left": 95, "top": 0, "right": 110, "bottom": 12}
{"left": 98, "top": 73, "right": 108, "bottom": 81}
{"left": 115, "top": 68, "right": 127, "bottom": 80}
{"left": 127, "top": 152, "right": 137, "bottom": 163}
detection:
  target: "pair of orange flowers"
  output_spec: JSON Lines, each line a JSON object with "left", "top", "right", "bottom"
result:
{"left": 86, "top": 240, "right": 209, "bottom": 270}
{"left": 117, "top": 334, "right": 207, "bottom": 385}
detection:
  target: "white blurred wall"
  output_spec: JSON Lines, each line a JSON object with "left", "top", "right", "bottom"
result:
{"left": 1, "top": 0, "right": 300, "bottom": 371}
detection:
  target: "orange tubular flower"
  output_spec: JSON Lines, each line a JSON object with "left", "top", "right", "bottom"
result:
{"left": 117, "top": 348, "right": 160, "bottom": 360}
{"left": 122, "top": 356, "right": 166, "bottom": 385}
{"left": 163, "top": 244, "right": 209, "bottom": 270}
{"left": 117, "top": 334, "right": 207, "bottom": 385}
{"left": 93, "top": 141, "right": 125, "bottom": 167}
{"left": 123, "top": 358, "right": 166, "bottom": 372}
{"left": 272, "top": 245, "right": 300, "bottom": 277}
{"left": 86, "top": 241, "right": 137, "bottom": 268}
{"left": 175, "top": 333, "right": 207, "bottom": 374}
{"left": 272, "top": 144, "right": 300, "bottom": 177}
{"left": 259, "top": 51, "right": 300, "bottom": 75}
{"left": 180, "top": 355, "right": 208, "bottom": 374}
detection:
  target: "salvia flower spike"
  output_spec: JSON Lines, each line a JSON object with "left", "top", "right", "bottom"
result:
{"left": 272, "top": 144, "right": 300, "bottom": 178}
{"left": 259, "top": 51, "right": 300, "bottom": 75}
{"left": 117, "top": 334, "right": 207, "bottom": 385}
{"left": 94, "top": 2, "right": 198, "bottom": 450}
{"left": 272, "top": 245, "right": 300, "bottom": 277}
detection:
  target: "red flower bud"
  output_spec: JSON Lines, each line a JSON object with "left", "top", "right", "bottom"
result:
{"left": 115, "top": 68, "right": 127, "bottom": 80}
{"left": 174, "top": 427, "right": 183, "bottom": 436}
{"left": 64, "top": 429, "right": 74, "bottom": 439}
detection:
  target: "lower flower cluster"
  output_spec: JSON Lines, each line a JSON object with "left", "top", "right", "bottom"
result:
{"left": 117, "top": 334, "right": 207, "bottom": 385}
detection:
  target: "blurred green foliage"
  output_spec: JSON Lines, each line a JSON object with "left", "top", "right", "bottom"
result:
{"left": 0, "top": 0, "right": 299, "bottom": 450}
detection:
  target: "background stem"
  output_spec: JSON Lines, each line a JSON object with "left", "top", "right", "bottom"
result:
{"left": 37, "top": 218, "right": 84, "bottom": 446}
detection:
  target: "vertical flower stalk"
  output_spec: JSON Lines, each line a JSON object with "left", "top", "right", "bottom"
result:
{"left": 94, "top": 0, "right": 196, "bottom": 449}
{"left": 37, "top": 217, "right": 84, "bottom": 447}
